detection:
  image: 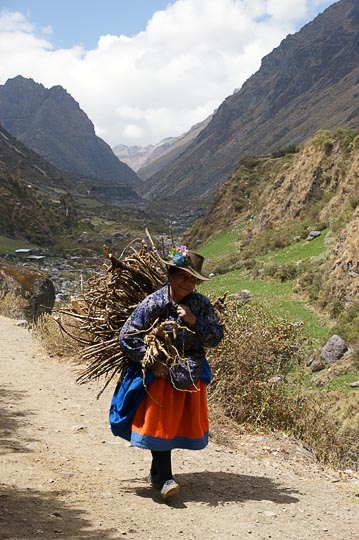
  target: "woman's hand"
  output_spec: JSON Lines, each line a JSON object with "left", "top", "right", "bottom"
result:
{"left": 152, "top": 360, "right": 169, "bottom": 378}
{"left": 177, "top": 304, "right": 196, "bottom": 326}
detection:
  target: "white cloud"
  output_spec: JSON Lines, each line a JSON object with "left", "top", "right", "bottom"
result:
{"left": 0, "top": 1, "right": 336, "bottom": 147}
{"left": 0, "top": 9, "right": 33, "bottom": 32}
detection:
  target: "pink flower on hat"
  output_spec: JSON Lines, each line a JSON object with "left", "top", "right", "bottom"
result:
{"left": 176, "top": 245, "right": 189, "bottom": 257}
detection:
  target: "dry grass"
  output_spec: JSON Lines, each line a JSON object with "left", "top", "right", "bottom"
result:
{"left": 294, "top": 393, "right": 359, "bottom": 470}
{"left": 0, "top": 292, "right": 27, "bottom": 319}
{"left": 34, "top": 312, "right": 83, "bottom": 358}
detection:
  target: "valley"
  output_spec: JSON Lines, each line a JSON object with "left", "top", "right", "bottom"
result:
{"left": 0, "top": 0, "right": 358, "bottom": 481}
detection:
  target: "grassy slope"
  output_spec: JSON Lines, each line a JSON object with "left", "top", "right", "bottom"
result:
{"left": 0, "top": 236, "right": 36, "bottom": 254}
{"left": 198, "top": 230, "right": 330, "bottom": 344}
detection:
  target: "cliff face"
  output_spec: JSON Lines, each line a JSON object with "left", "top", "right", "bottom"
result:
{"left": 0, "top": 76, "right": 141, "bottom": 188}
{"left": 143, "top": 0, "right": 359, "bottom": 202}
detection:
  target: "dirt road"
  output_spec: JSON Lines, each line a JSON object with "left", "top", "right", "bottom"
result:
{"left": 0, "top": 315, "right": 358, "bottom": 540}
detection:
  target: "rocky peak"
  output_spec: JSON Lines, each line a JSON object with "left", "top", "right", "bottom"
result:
{"left": 0, "top": 76, "right": 141, "bottom": 187}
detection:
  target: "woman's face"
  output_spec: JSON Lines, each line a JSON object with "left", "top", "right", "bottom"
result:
{"left": 169, "top": 270, "right": 197, "bottom": 301}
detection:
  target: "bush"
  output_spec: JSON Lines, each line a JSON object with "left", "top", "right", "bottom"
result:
{"left": 334, "top": 302, "right": 359, "bottom": 344}
{"left": 312, "top": 129, "right": 334, "bottom": 154}
{"left": 261, "top": 262, "right": 298, "bottom": 282}
{"left": 34, "top": 312, "right": 83, "bottom": 358}
{"left": 296, "top": 258, "right": 328, "bottom": 302}
{"left": 0, "top": 291, "right": 27, "bottom": 319}
{"left": 208, "top": 300, "right": 304, "bottom": 430}
{"left": 293, "top": 393, "right": 359, "bottom": 470}
{"left": 271, "top": 144, "right": 299, "bottom": 158}
{"left": 336, "top": 128, "right": 359, "bottom": 156}
{"left": 207, "top": 299, "right": 359, "bottom": 470}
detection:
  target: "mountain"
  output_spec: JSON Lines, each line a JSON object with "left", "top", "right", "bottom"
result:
{"left": 113, "top": 137, "right": 179, "bottom": 174}
{"left": 0, "top": 76, "right": 141, "bottom": 188}
{"left": 0, "top": 122, "right": 141, "bottom": 245}
{"left": 113, "top": 116, "right": 211, "bottom": 180}
{"left": 137, "top": 117, "right": 212, "bottom": 181}
{"left": 143, "top": 0, "right": 359, "bottom": 202}
{"left": 0, "top": 124, "right": 77, "bottom": 245}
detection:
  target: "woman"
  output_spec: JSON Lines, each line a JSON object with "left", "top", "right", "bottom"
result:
{"left": 109, "top": 246, "right": 224, "bottom": 499}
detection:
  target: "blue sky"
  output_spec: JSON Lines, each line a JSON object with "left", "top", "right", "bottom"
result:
{"left": 0, "top": 1, "right": 336, "bottom": 147}
{"left": 3, "top": 0, "right": 171, "bottom": 48}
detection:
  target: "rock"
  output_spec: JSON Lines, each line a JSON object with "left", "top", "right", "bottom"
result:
{"left": 320, "top": 335, "right": 348, "bottom": 364}
{"left": 231, "top": 289, "right": 251, "bottom": 302}
{"left": 306, "top": 357, "right": 314, "bottom": 367}
{"left": 264, "top": 511, "right": 277, "bottom": 517}
{"left": 309, "top": 359, "right": 325, "bottom": 372}
{"left": 312, "top": 377, "right": 326, "bottom": 386}
{"left": 77, "top": 231, "right": 88, "bottom": 243}
{"left": 16, "top": 320, "right": 28, "bottom": 328}
{"left": 306, "top": 230, "right": 321, "bottom": 241}
{"left": 349, "top": 381, "right": 359, "bottom": 387}
{"left": 0, "top": 262, "right": 55, "bottom": 321}
{"left": 112, "top": 232, "right": 129, "bottom": 240}
{"left": 268, "top": 375, "right": 282, "bottom": 384}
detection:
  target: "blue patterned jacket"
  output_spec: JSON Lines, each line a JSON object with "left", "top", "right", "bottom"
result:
{"left": 119, "top": 284, "right": 224, "bottom": 366}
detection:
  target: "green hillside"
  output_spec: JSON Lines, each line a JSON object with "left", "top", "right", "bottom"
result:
{"left": 199, "top": 229, "right": 329, "bottom": 343}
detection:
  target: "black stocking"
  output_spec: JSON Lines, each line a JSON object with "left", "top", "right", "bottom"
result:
{"left": 150, "top": 450, "right": 173, "bottom": 483}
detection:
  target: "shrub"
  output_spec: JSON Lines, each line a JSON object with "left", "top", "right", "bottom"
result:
{"left": 261, "top": 262, "right": 298, "bottom": 282}
{"left": 312, "top": 129, "right": 333, "bottom": 154}
{"left": 34, "top": 312, "right": 83, "bottom": 358}
{"left": 336, "top": 128, "right": 359, "bottom": 156}
{"left": 271, "top": 144, "right": 299, "bottom": 158}
{"left": 334, "top": 302, "right": 359, "bottom": 344}
{"left": 293, "top": 393, "right": 359, "bottom": 470}
{"left": 207, "top": 300, "right": 304, "bottom": 430}
{"left": 296, "top": 258, "right": 328, "bottom": 303}
{"left": 0, "top": 291, "right": 27, "bottom": 319}
{"left": 207, "top": 299, "right": 359, "bottom": 470}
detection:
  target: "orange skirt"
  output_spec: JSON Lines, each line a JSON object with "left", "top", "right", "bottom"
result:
{"left": 130, "top": 378, "right": 209, "bottom": 450}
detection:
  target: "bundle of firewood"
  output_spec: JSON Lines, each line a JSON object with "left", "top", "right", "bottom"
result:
{"left": 58, "top": 232, "right": 168, "bottom": 395}
{"left": 58, "top": 231, "right": 228, "bottom": 397}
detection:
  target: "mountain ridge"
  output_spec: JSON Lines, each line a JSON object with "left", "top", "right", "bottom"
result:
{"left": 142, "top": 0, "right": 359, "bottom": 203}
{"left": 113, "top": 116, "right": 211, "bottom": 180}
{"left": 0, "top": 121, "right": 143, "bottom": 246}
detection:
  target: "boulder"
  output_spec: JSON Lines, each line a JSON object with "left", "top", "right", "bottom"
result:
{"left": 309, "top": 358, "right": 325, "bottom": 372}
{"left": 230, "top": 289, "right": 252, "bottom": 302}
{"left": 306, "top": 230, "right": 321, "bottom": 241}
{"left": 320, "top": 334, "right": 348, "bottom": 364}
{"left": 0, "top": 262, "right": 55, "bottom": 321}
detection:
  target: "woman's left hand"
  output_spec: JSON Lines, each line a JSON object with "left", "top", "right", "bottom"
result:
{"left": 152, "top": 360, "right": 169, "bottom": 378}
{"left": 177, "top": 304, "right": 196, "bottom": 326}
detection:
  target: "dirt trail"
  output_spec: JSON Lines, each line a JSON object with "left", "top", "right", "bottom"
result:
{"left": 0, "top": 315, "right": 358, "bottom": 540}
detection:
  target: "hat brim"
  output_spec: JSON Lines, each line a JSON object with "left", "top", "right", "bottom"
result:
{"left": 163, "top": 260, "right": 210, "bottom": 281}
